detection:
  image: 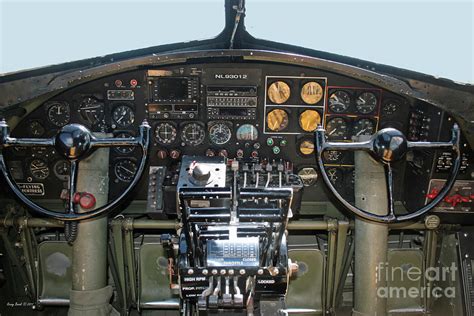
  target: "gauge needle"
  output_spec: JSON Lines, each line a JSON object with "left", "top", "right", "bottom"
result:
{"left": 356, "top": 129, "right": 367, "bottom": 136}
{"left": 329, "top": 129, "right": 337, "bottom": 136}
{"left": 119, "top": 166, "right": 134, "bottom": 174}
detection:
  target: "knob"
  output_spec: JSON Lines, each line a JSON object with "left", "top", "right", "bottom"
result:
{"left": 236, "top": 149, "right": 244, "bottom": 158}
{"left": 73, "top": 192, "right": 96, "bottom": 210}
{"left": 206, "top": 149, "right": 216, "bottom": 157}
{"left": 251, "top": 150, "right": 259, "bottom": 158}
{"left": 192, "top": 163, "right": 211, "bottom": 182}
{"left": 218, "top": 149, "right": 228, "bottom": 158}
{"left": 169, "top": 149, "right": 181, "bottom": 160}
{"left": 157, "top": 150, "right": 168, "bottom": 160}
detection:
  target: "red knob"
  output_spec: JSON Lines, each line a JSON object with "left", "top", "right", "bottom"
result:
{"left": 251, "top": 150, "right": 259, "bottom": 158}
{"left": 157, "top": 150, "right": 168, "bottom": 160}
{"left": 443, "top": 194, "right": 469, "bottom": 207}
{"left": 169, "top": 149, "right": 181, "bottom": 160}
{"left": 73, "top": 192, "right": 96, "bottom": 210}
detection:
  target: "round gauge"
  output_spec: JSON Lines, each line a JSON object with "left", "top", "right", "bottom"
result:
{"left": 236, "top": 124, "right": 258, "bottom": 141}
{"left": 329, "top": 91, "right": 351, "bottom": 113}
{"left": 353, "top": 118, "right": 376, "bottom": 137}
{"left": 53, "top": 160, "right": 70, "bottom": 181}
{"left": 382, "top": 100, "right": 400, "bottom": 115}
{"left": 298, "top": 167, "right": 318, "bottom": 186}
{"left": 209, "top": 122, "right": 232, "bottom": 145}
{"left": 299, "top": 110, "right": 321, "bottom": 132}
{"left": 299, "top": 140, "right": 315, "bottom": 156}
{"left": 28, "top": 121, "right": 45, "bottom": 137}
{"left": 112, "top": 104, "right": 135, "bottom": 128}
{"left": 326, "top": 117, "right": 349, "bottom": 139}
{"left": 267, "top": 109, "right": 289, "bottom": 132}
{"left": 356, "top": 92, "right": 377, "bottom": 114}
{"left": 114, "top": 133, "right": 135, "bottom": 154}
{"left": 155, "top": 123, "right": 177, "bottom": 145}
{"left": 181, "top": 123, "right": 205, "bottom": 146}
{"left": 79, "top": 97, "right": 105, "bottom": 124}
{"left": 323, "top": 150, "right": 344, "bottom": 163}
{"left": 114, "top": 159, "right": 137, "bottom": 182}
{"left": 268, "top": 81, "right": 291, "bottom": 104}
{"left": 47, "top": 102, "right": 70, "bottom": 127}
{"left": 326, "top": 167, "right": 343, "bottom": 187}
{"left": 301, "top": 82, "right": 323, "bottom": 104}
{"left": 29, "top": 159, "right": 50, "bottom": 180}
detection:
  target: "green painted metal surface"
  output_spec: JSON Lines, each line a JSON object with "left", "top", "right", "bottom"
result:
{"left": 38, "top": 241, "right": 72, "bottom": 301}
{"left": 286, "top": 249, "right": 325, "bottom": 315}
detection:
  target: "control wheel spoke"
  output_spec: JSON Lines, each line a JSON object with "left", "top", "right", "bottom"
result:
{"left": 384, "top": 163, "right": 395, "bottom": 219}
{"left": 67, "top": 160, "right": 79, "bottom": 214}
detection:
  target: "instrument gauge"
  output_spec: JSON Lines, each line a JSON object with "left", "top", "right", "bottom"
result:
{"left": 181, "top": 123, "right": 205, "bottom": 146}
{"left": 323, "top": 150, "right": 344, "bottom": 163}
{"left": 155, "top": 123, "right": 177, "bottom": 145}
{"left": 326, "top": 117, "right": 349, "bottom": 140}
{"left": 356, "top": 92, "right": 377, "bottom": 114}
{"left": 353, "top": 118, "right": 376, "bottom": 137}
{"left": 209, "top": 122, "right": 232, "bottom": 145}
{"left": 298, "top": 167, "right": 318, "bottom": 186}
{"left": 29, "top": 159, "right": 50, "bottom": 180}
{"left": 299, "top": 110, "right": 321, "bottom": 132}
{"left": 329, "top": 91, "right": 351, "bottom": 113}
{"left": 28, "top": 121, "right": 45, "bottom": 137}
{"left": 268, "top": 81, "right": 291, "bottom": 104}
{"left": 79, "top": 97, "right": 105, "bottom": 124}
{"left": 300, "top": 82, "right": 323, "bottom": 104}
{"left": 299, "top": 140, "right": 315, "bottom": 156}
{"left": 266, "top": 109, "right": 289, "bottom": 132}
{"left": 114, "top": 159, "right": 137, "bottom": 182}
{"left": 114, "top": 133, "right": 135, "bottom": 154}
{"left": 236, "top": 124, "right": 258, "bottom": 141}
{"left": 382, "top": 100, "right": 400, "bottom": 115}
{"left": 112, "top": 104, "right": 135, "bottom": 128}
{"left": 53, "top": 160, "right": 70, "bottom": 181}
{"left": 47, "top": 102, "right": 70, "bottom": 127}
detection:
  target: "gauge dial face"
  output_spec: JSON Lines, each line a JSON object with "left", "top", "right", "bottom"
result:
{"left": 47, "top": 102, "right": 70, "bottom": 127}
{"left": 299, "top": 110, "right": 321, "bottom": 132}
{"left": 301, "top": 82, "right": 323, "bottom": 104}
{"left": 236, "top": 124, "right": 258, "bottom": 141}
{"left": 114, "top": 159, "right": 137, "bottom": 182}
{"left": 323, "top": 150, "right": 344, "bottom": 163}
{"left": 53, "top": 160, "right": 70, "bottom": 181}
{"left": 155, "top": 123, "right": 177, "bottom": 145}
{"left": 267, "top": 109, "right": 289, "bottom": 132}
{"left": 298, "top": 167, "right": 318, "bottom": 186}
{"left": 29, "top": 159, "right": 49, "bottom": 180}
{"left": 268, "top": 81, "right": 291, "bottom": 104}
{"left": 299, "top": 140, "right": 315, "bottom": 156}
{"left": 326, "top": 117, "right": 349, "bottom": 139}
{"left": 353, "top": 118, "right": 376, "bottom": 136}
{"left": 382, "top": 100, "right": 400, "bottom": 115}
{"left": 79, "top": 97, "right": 105, "bottom": 124}
{"left": 356, "top": 92, "right": 377, "bottom": 114}
{"left": 181, "top": 123, "right": 205, "bottom": 146}
{"left": 326, "top": 167, "right": 343, "bottom": 187}
{"left": 209, "top": 122, "right": 232, "bottom": 145}
{"left": 28, "top": 121, "right": 45, "bottom": 137}
{"left": 114, "top": 133, "right": 135, "bottom": 154}
{"left": 112, "top": 104, "right": 135, "bottom": 128}
{"left": 329, "top": 91, "right": 351, "bottom": 113}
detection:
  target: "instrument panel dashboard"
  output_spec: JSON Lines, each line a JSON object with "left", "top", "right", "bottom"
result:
{"left": 3, "top": 61, "right": 472, "bottom": 217}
